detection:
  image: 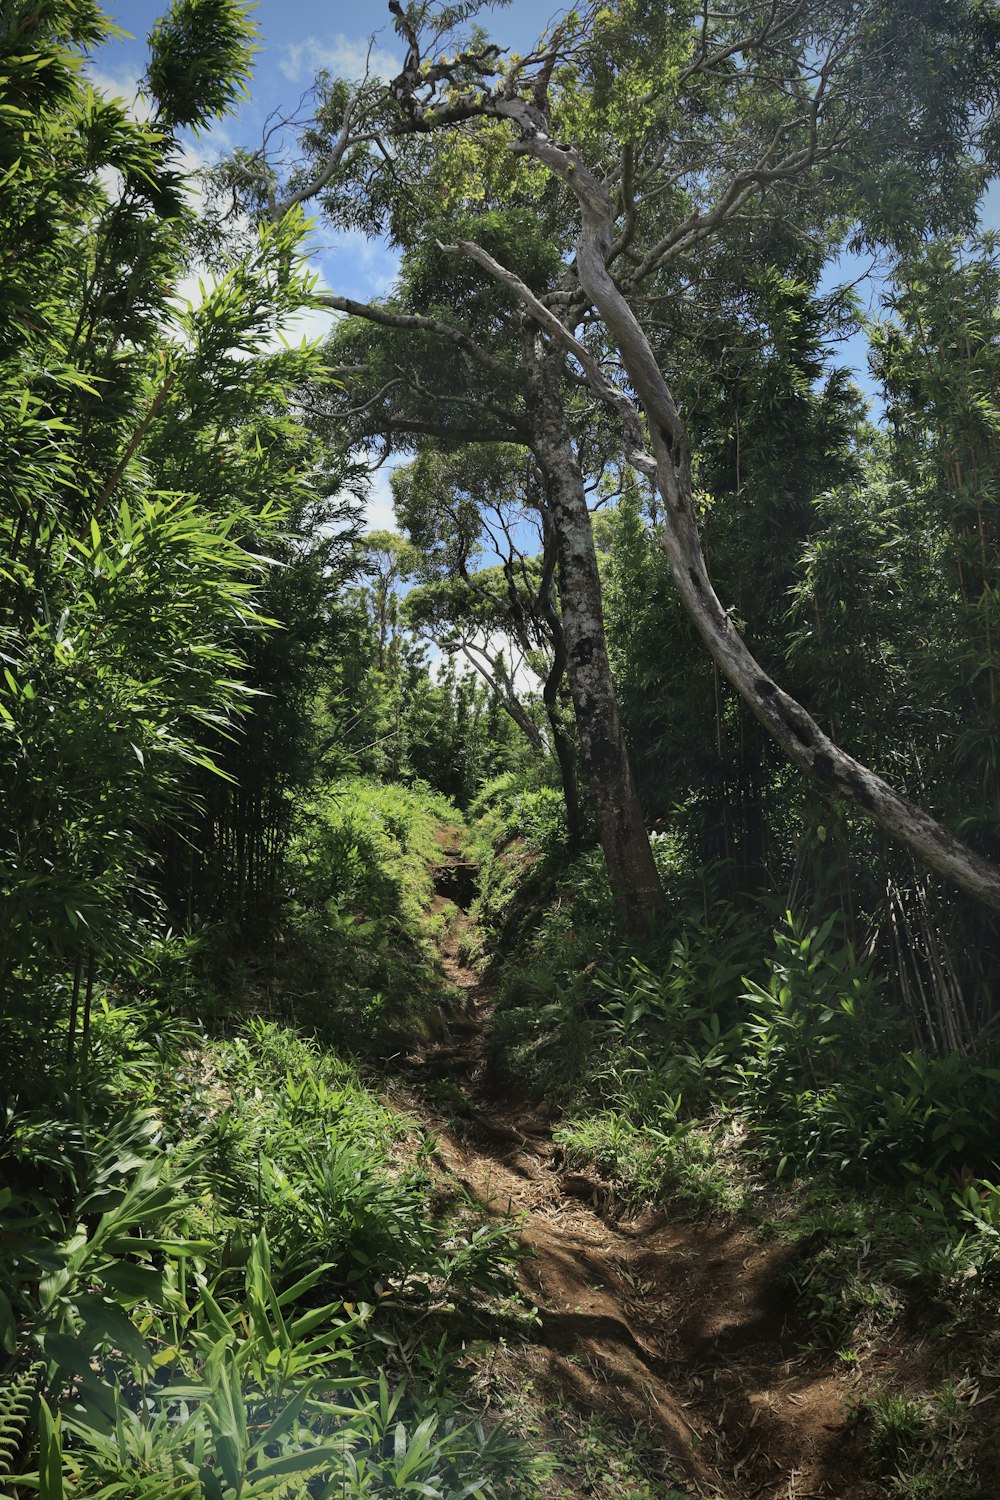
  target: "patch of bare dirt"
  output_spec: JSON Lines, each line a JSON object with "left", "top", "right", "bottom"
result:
{"left": 401, "top": 844, "right": 880, "bottom": 1499}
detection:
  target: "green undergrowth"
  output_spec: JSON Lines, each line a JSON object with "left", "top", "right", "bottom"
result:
{"left": 274, "top": 776, "right": 467, "bottom": 1052}
{"left": 462, "top": 771, "right": 581, "bottom": 967}
{"left": 471, "top": 781, "right": 1000, "bottom": 1495}
{"left": 847, "top": 1376, "right": 993, "bottom": 1499}
{"left": 501, "top": 1403, "right": 696, "bottom": 1500}
{"left": 469, "top": 1350, "right": 703, "bottom": 1500}
{"left": 0, "top": 1006, "right": 542, "bottom": 1498}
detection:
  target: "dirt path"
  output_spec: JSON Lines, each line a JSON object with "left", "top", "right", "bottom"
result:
{"left": 406, "top": 839, "right": 870, "bottom": 1500}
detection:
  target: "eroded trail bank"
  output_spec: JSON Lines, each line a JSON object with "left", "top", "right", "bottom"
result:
{"left": 399, "top": 842, "right": 872, "bottom": 1500}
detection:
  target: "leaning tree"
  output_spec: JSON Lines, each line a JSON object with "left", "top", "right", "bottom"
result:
{"left": 236, "top": 0, "right": 1000, "bottom": 919}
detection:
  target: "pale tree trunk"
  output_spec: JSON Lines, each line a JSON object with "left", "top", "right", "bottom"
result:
{"left": 476, "top": 110, "right": 1000, "bottom": 916}
{"left": 454, "top": 640, "right": 545, "bottom": 753}
{"left": 528, "top": 339, "right": 666, "bottom": 930}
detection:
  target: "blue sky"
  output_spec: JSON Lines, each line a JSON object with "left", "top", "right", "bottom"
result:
{"left": 93, "top": 2, "right": 999, "bottom": 526}
{"left": 96, "top": 2, "right": 940, "bottom": 326}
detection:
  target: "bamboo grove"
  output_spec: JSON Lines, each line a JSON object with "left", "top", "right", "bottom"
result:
{"left": 0, "top": 0, "right": 355, "bottom": 1079}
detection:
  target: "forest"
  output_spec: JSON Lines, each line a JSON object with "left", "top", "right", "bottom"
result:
{"left": 4, "top": 0, "right": 1000, "bottom": 1494}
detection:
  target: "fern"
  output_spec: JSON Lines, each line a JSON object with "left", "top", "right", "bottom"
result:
{"left": 0, "top": 1361, "right": 43, "bottom": 1478}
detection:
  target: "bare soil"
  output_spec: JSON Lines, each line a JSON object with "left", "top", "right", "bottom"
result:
{"left": 400, "top": 841, "right": 883, "bottom": 1499}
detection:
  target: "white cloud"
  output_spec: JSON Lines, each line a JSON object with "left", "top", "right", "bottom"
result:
{"left": 86, "top": 63, "right": 214, "bottom": 214}
{"left": 363, "top": 464, "right": 398, "bottom": 532}
{"left": 263, "top": 255, "right": 337, "bottom": 349}
{"left": 512, "top": 655, "right": 542, "bottom": 695}
{"left": 279, "top": 34, "right": 402, "bottom": 85}
{"left": 84, "top": 64, "right": 378, "bottom": 354}
{"left": 86, "top": 64, "right": 155, "bottom": 123}
{"left": 167, "top": 259, "right": 342, "bottom": 355}
{"left": 273, "top": 298, "right": 337, "bottom": 349}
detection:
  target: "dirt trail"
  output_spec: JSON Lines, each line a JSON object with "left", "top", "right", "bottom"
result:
{"left": 407, "top": 838, "right": 869, "bottom": 1500}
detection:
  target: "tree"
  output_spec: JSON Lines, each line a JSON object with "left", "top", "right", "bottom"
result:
{"left": 368, "top": 0, "right": 1000, "bottom": 916}
{"left": 599, "top": 266, "right": 863, "bottom": 884}
{"left": 224, "top": 0, "right": 1000, "bottom": 926}
{"left": 359, "top": 528, "right": 423, "bottom": 671}
{"left": 294, "top": 224, "right": 663, "bottom": 927}
{"left": 395, "top": 444, "right": 584, "bottom": 840}
{"left": 870, "top": 235, "right": 1000, "bottom": 827}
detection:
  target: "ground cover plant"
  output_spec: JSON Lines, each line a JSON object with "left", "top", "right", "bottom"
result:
{"left": 0, "top": 1006, "right": 538, "bottom": 1497}
{"left": 473, "top": 778, "right": 1000, "bottom": 1494}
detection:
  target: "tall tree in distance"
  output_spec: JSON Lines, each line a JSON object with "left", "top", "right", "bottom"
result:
{"left": 294, "top": 223, "right": 665, "bottom": 928}
{"left": 395, "top": 444, "right": 584, "bottom": 841}
{"left": 870, "top": 235, "right": 1000, "bottom": 829}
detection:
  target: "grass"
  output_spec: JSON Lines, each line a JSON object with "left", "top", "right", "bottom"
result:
{"left": 848, "top": 1379, "right": 989, "bottom": 1498}
{"left": 467, "top": 1357, "right": 703, "bottom": 1500}
{"left": 554, "top": 1110, "right": 744, "bottom": 1217}
{"left": 11, "top": 764, "right": 1000, "bottom": 1495}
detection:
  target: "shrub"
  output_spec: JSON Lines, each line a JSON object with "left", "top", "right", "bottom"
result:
{"left": 0, "top": 1014, "right": 536, "bottom": 1496}
{"left": 280, "top": 776, "right": 463, "bottom": 1047}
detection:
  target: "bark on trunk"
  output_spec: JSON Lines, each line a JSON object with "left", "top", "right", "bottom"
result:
{"left": 498, "top": 113, "right": 1000, "bottom": 916}
{"left": 528, "top": 339, "right": 665, "bottom": 929}
{"left": 543, "top": 650, "right": 584, "bottom": 848}
{"left": 539, "top": 511, "right": 585, "bottom": 846}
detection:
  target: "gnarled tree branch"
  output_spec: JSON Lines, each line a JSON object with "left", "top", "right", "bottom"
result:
{"left": 434, "top": 102, "right": 1000, "bottom": 914}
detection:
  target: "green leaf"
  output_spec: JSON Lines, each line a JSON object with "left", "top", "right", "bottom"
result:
{"left": 97, "top": 1261, "right": 166, "bottom": 1305}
